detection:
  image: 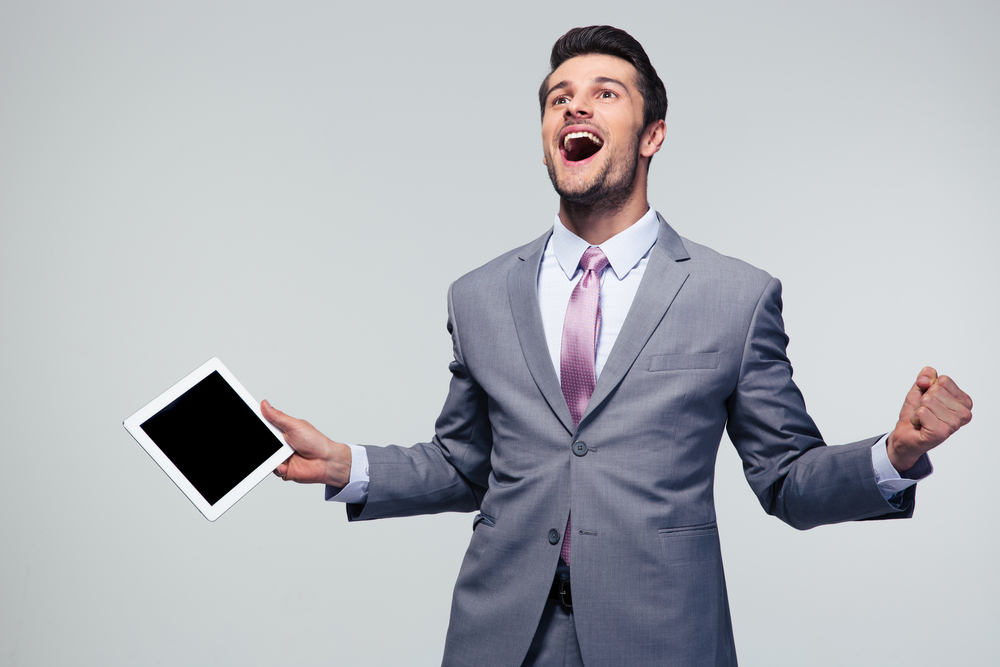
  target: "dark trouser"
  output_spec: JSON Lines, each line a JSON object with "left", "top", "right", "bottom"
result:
{"left": 521, "top": 561, "right": 585, "bottom": 667}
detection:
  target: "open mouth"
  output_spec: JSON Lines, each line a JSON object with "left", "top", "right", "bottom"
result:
{"left": 561, "top": 130, "right": 604, "bottom": 162}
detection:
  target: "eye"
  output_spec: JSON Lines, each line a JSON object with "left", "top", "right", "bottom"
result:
{"left": 552, "top": 96, "right": 569, "bottom": 106}
{"left": 599, "top": 90, "right": 618, "bottom": 99}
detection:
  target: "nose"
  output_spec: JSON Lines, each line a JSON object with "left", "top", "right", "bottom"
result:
{"left": 564, "top": 94, "right": 592, "bottom": 119}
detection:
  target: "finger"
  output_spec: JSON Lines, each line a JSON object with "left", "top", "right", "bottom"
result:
{"left": 279, "top": 454, "right": 329, "bottom": 485}
{"left": 900, "top": 381, "right": 925, "bottom": 423}
{"left": 908, "top": 397, "right": 970, "bottom": 449}
{"left": 924, "top": 381, "right": 970, "bottom": 415}
{"left": 920, "top": 386, "right": 973, "bottom": 430}
{"left": 933, "top": 375, "right": 974, "bottom": 411}
{"left": 909, "top": 405, "right": 958, "bottom": 448}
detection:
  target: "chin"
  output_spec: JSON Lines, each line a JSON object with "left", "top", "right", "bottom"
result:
{"left": 550, "top": 161, "right": 637, "bottom": 211}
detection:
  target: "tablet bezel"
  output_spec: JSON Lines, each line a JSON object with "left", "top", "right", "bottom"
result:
{"left": 123, "top": 357, "right": 292, "bottom": 521}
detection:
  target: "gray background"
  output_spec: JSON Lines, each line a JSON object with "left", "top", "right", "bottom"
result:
{"left": 2, "top": 1, "right": 997, "bottom": 665}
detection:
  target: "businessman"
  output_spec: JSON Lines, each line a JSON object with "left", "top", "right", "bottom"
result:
{"left": 261, "top": 26, "right": 972, "bottom": 666}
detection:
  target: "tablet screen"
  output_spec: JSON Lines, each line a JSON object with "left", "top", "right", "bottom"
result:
{"left": 140, "top": 370, "right": 283, "bottom": 505}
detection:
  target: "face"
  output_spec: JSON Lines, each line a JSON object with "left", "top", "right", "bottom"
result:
{"left": 541, "top": 54, "right": 656, "bottom": 210}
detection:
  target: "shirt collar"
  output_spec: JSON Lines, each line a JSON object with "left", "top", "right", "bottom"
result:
{"left": 551, "top": 205, "right": 660, "bottom": 281}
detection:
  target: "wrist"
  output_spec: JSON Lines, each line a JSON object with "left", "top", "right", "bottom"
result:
{"left": 886, "top": 431, "right": 921, "bottom": 473}
{"left": 325, "top": 441, "right": 353, "bottom": 488}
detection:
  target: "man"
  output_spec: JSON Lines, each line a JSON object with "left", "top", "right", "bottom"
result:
{"left": 261, "top": 26, "right": 972, "bottom": 666}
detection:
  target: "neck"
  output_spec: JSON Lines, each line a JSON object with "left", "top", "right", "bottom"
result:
{"left": 558, "top": 181, "right": 649, "bottom": 246}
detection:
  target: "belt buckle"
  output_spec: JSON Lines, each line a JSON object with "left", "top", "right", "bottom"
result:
{"left": 556, "top": 578, "right": 572, "bottom": 609}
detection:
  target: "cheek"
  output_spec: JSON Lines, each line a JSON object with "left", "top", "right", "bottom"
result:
{"left": 542, "top": 114, "right": 563, "bottom": 142}
{"left": 541, "top": 127, "right": 554, "bottom": 148}
{"left": 541, "top": 129, "right": 557, "bottom": 160}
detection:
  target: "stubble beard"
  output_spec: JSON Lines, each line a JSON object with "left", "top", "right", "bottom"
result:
{"left": 546, "top": 133, "right": 641, "bottom": 215}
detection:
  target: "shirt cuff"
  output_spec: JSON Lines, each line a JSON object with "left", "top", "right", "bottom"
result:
{"left": 871, "top": 433, "right": 933, "bottom": 502}
{"left": 325, "top": 444, "right": 370, "bottom": 503}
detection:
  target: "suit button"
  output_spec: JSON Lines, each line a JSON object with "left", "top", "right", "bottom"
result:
{"left": 572, "top": 441, "right": 588, "bottom": 456}
{"left": 548, "top": 528, "right": 560, "bottom": 544}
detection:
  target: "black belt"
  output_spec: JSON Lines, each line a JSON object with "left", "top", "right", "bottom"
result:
{"left": 548, "top": 576, "right": 572, "bottom": 610}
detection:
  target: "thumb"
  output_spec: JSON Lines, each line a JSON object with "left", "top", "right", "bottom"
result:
{"left": 261, "top": 399, "right": 295, "bottom": 433}
{"left": 915, "top": 366, "right": 938, "bottom": 391}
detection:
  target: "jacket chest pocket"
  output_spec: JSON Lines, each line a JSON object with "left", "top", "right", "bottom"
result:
{"left": 648, "top": 352, "right": 719, "bottom": 372}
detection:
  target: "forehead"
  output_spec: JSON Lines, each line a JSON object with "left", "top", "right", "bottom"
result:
{"left": 547, "top": 54, "right": 638, "bottom": 94}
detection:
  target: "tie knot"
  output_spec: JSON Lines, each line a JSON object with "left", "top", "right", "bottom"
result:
{"left": 580, "top": 246, "right": 609, "bottom": 274}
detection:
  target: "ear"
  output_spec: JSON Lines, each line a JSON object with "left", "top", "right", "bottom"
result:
{"left": 639, "top": 119, "right": 666, "bottom": 158}
{"left": 542, "top": 153, "right": 548, "bottom": 167}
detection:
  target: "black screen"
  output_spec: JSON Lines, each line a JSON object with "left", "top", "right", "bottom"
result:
{"left": 141, "top": 371, "right": 282, "bottom": 505}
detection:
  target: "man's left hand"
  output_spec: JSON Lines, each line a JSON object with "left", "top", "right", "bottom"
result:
{"left": 887, "top": 367, "right": 973, "bottom": 472}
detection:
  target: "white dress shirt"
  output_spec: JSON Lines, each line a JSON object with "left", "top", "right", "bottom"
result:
{"left": 328, "top": 206, "right": 926, "bottom": 504}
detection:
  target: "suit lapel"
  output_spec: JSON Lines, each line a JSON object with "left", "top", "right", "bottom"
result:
{"left": 507, "top": 231, "right": 576, "bottom": 434}
{"left": 581, "top": 213, "right": 691, "bottom": 426}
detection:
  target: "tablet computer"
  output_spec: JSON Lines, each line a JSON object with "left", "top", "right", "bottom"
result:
{"left": 123, "top": 357, "right": 292, "bottom": 521}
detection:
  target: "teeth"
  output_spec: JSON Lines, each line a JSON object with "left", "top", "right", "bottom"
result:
{"left": 563, "top": 131, "right": 603, "bottom": 150}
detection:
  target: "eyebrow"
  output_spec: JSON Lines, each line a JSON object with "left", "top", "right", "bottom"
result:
{"left": 545, "top": 76, "right": 629, "bottom": 102}
{"left": 593, "top": 76, "right": 628, "bottom": 89}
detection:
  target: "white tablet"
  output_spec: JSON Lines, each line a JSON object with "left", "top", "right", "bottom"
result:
{"left": 123, "top": 357, "right": 292, "bottom": 521}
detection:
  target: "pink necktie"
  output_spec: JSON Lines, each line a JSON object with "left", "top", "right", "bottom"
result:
{"left": 559, "top": 246, "right": 609, "bottom": 564}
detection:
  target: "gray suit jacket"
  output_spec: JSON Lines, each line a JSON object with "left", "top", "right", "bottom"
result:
{"left": 349, "top": 215, "right": 912, "bottom": 666}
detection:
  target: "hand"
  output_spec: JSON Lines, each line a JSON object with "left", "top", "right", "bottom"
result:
{"left": 261, "top": 399, "right": 352, "bottom": 487}
{"left": 887, "top": 367, "right": 973, "bottom": 472}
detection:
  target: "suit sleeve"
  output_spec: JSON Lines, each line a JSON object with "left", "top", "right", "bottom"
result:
{"left": 725, "top": 277, "right": 914, "bottom": 530}
{"left": 347, "top": 282, "right": 493, "bottom": 521}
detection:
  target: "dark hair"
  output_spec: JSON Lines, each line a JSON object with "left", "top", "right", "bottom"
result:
{"left": 538, "top": 25, "right": 667, "bottom": 130}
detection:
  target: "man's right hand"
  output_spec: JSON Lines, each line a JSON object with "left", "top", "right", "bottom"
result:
{"left": 261, "top": 399, "right": 352, "bottom": 488}
{"left": 886, "top": 367, "right": 973, "bottom": 472}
